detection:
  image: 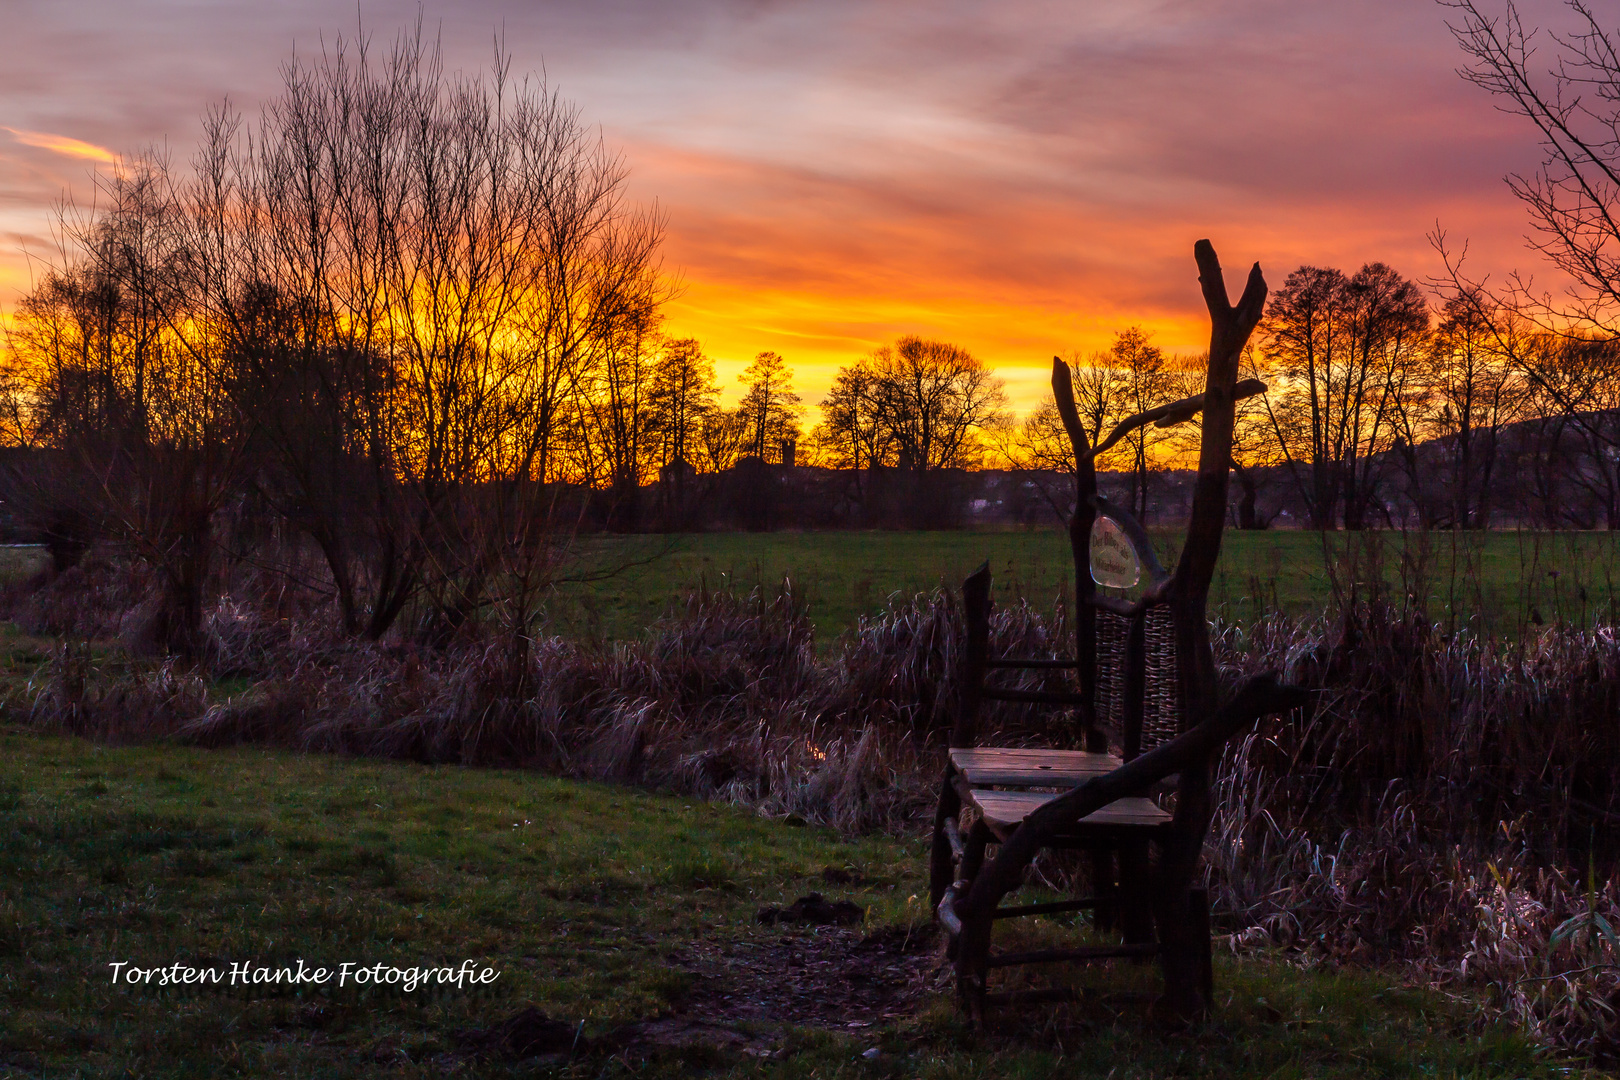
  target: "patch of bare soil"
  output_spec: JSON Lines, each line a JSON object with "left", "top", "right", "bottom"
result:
{"left": 674, "top": 922, "right": 945, "bottom": 1029}
{"left": 448, "top": 923, "right": 946, "bottom": 1066}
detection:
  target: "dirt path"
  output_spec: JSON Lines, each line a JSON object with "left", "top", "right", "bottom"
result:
{"left": 676, "top": 923, "right": 944, "bottom": 1029}
{"left": 449, "top": 924, "right": 946, "bottom": 1066}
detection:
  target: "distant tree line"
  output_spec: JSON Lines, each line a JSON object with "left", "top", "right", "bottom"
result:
{"left": 806, "top": 336, "right": 1009, "bottom": 526}
{"left": 11, "top": 3, "right": 1620, "bottom": 658}
{"left": 996, "top": 260, "right": 1620, "bottom": 533}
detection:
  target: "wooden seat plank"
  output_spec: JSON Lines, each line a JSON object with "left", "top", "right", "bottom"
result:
{"left": 970, "top": 789, "right": 1171, "bottom": 830}
{"left": 952, "top": 748, "right": 1120, "bottom": 762}
{"left": 950, "top": 747, "right": 1122, "bottom": 787}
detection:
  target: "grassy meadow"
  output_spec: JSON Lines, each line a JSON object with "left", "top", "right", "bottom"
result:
{"left": 546, "top": 528, "right": 1620, "bottom": 643}
{"left": 1, "top": 725, "right": 1569, "bottom": 1078}
{"left": 6, "top": 529, "right": 1620, "bottom": 1074}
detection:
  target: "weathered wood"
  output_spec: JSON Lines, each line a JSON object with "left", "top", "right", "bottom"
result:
{"left": 950, "top": 746, "right": 1121, "bottom": 787}
{"left": 937, "top": 879, "right": 967, "bottom": 937}
{"left": 955, "top": 674, "right": 1306, "bottom": 917}
{"left": 1169, "top": 241, "right": 1268, "bottom": 721}
{"left": 951, "top": 673, "right": 1311, "bottom": 1010}
{"left": 951, "top": 564, "right": 992, "bottom": 747}
{"left": 1119, "top": 838, "right": 1154, "bottom": 946}
{"left": 928, "top": 771, "right": 963, "bottom": 912}
{"left": 960, "top": 818, "right": 993, "bottom": 891}
{"left": 1191, "top": 886, "right": 1214, "bottom": 1005}
{"left": 950, "top": 770, "right": 979, "bottom": 808}
{"left": 943, "top": 814, "right": 965, "bottom": 860}
{"left": 951, "top": 746, "right": 1121, "bottom": 764}
{"left": 1154, "top": 240, "right": 1268, "bottom": 1021}
{"left": 939, "top": 243, "right": 1291, "bottom": 1027}
{"left": 1087, "top": 378, "right": 1267, "bottom": 461}
{"left": 1050, "top": 358, "right": 1103, "bottom": 752}
{"left": 971, "top": 790, "right": 1171, "bottom": 830}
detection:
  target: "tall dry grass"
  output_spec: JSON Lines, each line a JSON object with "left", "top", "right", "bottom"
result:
{"left": 1207, "top": 593, "right": 1620, "bottom": 1059}
{"left": 17, "top": 568, "right": 1081, "bottom": 834}
{"left": 13, "top": 551, "right": 1620, "bottom": 1057}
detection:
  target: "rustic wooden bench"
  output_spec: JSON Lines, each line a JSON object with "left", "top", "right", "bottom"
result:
{"left": 929, "top": 240, "right": 1308, "bottom": 1025}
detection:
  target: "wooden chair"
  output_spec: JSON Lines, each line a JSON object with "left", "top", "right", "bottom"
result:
{"left": 929, "top": 240, "right": 1308, "bottom": 1024}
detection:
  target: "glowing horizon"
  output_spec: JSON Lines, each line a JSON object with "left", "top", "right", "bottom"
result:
{"left": 0, "top": 1, "right": 1579, "bottom": 421}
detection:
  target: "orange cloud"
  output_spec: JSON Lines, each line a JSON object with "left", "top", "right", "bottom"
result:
{"left": 638, "top": 139, "right": 1538, "bottom": 420}
{"left": 3, "top": 127, "right": 118, "bottom": 164}
{"left": 0, "top": 0, "right": 1573, "bottom": 434}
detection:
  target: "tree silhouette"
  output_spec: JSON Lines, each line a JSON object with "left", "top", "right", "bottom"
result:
{"left": 1258, "top": 263, "right": 1427, "bottom": 529}
{"left": 737, "top": 351, "right": 802, "bottom": 463}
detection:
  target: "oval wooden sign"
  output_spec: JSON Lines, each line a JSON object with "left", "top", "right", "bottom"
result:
{"left": 1090, "top": 515, "right": 1140, "bottom": 588}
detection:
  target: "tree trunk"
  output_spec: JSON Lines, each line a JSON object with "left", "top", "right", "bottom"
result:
{"left": 1231, "top": 460, "right": 1261, "bottom": 530}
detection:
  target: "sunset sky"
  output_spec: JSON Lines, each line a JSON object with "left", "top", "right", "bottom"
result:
{"left": 0, "top": 0, "right": 1574, "bottom": 415}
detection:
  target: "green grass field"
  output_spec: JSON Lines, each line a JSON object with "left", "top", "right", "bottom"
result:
{"left": 5, "top": 528, "right": 1611, "bottom": 647}
{"left": 1, "top": 725, "right": 1570, "bottom": 1078}
{"left": 547, "top": 529, "right": 1620, "bottom": 644}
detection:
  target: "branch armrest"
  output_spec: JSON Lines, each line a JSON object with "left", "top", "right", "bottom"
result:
{"left": 1087, "top": 378, "right": 1267, "bottom": 461}
{"left": 953, "top": 672, "right": 1310, "bottom": 922}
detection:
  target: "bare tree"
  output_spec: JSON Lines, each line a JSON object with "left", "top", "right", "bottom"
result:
{"left": 1226, "top": 349, "right": 1288, "bottom": 529}
{"left": 1005, "top": 335, "right": 1204, "bottom": 524}
{"left": 995, "top": 391, "right": 1078, "bottom": 519}
{"left": 1341, "top": 264, "right": 1430, "bottom": 528}
{"left": 171, "top": 25, "right": 666, "bottom": 638}
{"left": 696, "top": 406, "right": 750, "bottom": 474}
{"left": 1098, "top": 328, "right": 1174, "bottom": 520}
{"left": 1538, "top": 334, "right": 1620, "bottom": 526}
{"left": 1445, "top": 0, "right": 1620, "bottom": 335}
{"left": 807, "top": 359, "right": 893, "bottom": 514}
{"left": 647, "top": 337, "right": 718, "bottom": 471}
{"left": 1258, "top": 263, "right": 1428, "bottom": 529}
{"left": 1065, "top": 347, "right": 1129, "bottom": 453}
{"left": 1424, "top": 294, "right": 1525, "bottom": 528}
{"left": 1439, "top": 0, "right": 1620, "bottom": 530}
{"left": 809, "top": 361, "right": 888, "bottom": 471}
{"left": 736, "top": 351, "right": 802, "bottom": 463}
{"left": 574, "top": 318, "right": 661, "bottom": 530}
{"left": 863, "top": 336, "right": 1008, "bottom": 526}
{"left": 1161, "top": 347, "right": 1281, "bottom": 529}
{"left": 866, "top": 337, "right": 1007, "bottom": 473}
{"left": 3, "top": 159, "right": 242, "bottom": 654}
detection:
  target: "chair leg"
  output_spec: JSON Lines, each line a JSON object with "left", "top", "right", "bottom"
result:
{"left": 1088, "top": 847, "right": 1118, "bottom": 932}
{"left": 1119, "top": 840, "right": 1154, "bottom": 948}
{"left": 929, "top": 775, "right": 962, "bottom": 913}
{"left": 952, "top": 885, "right": 991, "bottom": 1022}
{"left": 945, "top": 819, "right": 993, "bottom": 962}
{"left": 960, "top": 818, "right": 992, "bottom": 884}
{"left": 954, "top": 885, "right": 998, "bottom": 1026}
{"left": 1151, "top": 887, "right": 1207, "bottom": 1024}
{"left": 1190, "top": 886, "right": 1214, "bottom": 1007}
{"left": 952, "top": 819, "right": 1009, "bottom": 1025}
{"left": 955, "top": 927, "right": 989, "bottom": 1025}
